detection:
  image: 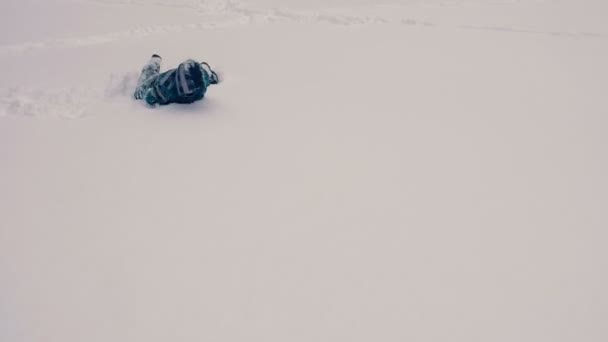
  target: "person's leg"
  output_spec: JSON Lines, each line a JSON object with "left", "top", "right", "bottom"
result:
{"left": 134, "top": 54, "right": 162, "bottom": 99}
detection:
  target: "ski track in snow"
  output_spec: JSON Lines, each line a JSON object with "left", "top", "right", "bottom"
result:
{"left": 0, "top": 10, "right": 395, "bottom": 55}
{"left": 1, "top": 1, "right": 606, "bottom": 56}
{"left": 0, "top": 73, "right": 139, "bottom": 119}
{"left": 458, "top": 25, "right": 608, "bottom": 38}
{"left": 88, "top": 0, "right": 556, "bottom": 10}
{"left": 0, "top": 87, "right": 99, "bottom": 119}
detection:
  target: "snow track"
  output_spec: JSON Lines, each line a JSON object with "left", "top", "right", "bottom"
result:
{"left": 0, "top": 87, "right": 99, "bottom": 118}
{"left": 2, "top": 0, "right": 606, "bottom": 56}
{"left": 0, "top": 72, "right": 140, "bottom": 118}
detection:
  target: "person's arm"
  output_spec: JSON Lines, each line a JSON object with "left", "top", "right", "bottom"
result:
{"left": 200, "top": 62, "right": 219, "bottom": 85}
{"left": 144, "top": 88, "right": 159, "bottom": 106}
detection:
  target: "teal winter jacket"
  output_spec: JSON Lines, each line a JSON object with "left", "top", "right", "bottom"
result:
{"left": 135, "top": 60, "right": 218, "bottom": 106}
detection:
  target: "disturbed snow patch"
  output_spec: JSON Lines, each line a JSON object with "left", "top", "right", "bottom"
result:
{"left": 0, "top": 73, "right": 140, "bottom": 119}
{"left": 105, "top": 72, "right": 140, "bottom": 98}
{"left": 0, "top": 87, "right": 99, "bottom": 119}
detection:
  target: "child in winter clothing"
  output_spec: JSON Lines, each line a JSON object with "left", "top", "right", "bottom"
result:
{"left": 134, "top": 54, "right": 219, "bottom": 106}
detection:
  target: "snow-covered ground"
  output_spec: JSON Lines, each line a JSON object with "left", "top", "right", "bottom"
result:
{"left": 1, "top": 0, "right": 607, "bottom": 341}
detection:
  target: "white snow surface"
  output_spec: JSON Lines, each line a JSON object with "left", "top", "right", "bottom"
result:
{"left": 1, "top": 0, "right": 608, "bottom": 341}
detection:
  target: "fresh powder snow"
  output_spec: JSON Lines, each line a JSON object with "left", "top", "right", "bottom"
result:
{"left": 1, "top": 0, "right": 607, "bottom": 341}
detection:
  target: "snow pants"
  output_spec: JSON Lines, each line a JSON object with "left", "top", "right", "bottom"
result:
{"left": 134, "top": 58, "right": 161, "bottom": 101}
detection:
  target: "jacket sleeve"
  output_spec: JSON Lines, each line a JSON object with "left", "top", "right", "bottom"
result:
{"left": 144, "top": 88, "right": 159, "bottom": 106}
{"left": 199, "top": 62, "right": 219, "bottom": 85}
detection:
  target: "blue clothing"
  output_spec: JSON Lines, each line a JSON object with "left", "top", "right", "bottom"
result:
{"left": 134, "top": 58, "right": 218, "bottom": 106}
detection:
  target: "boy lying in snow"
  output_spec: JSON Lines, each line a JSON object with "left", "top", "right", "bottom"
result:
{"left": 134, "top": 54, "right": 219, "bottom": 106}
